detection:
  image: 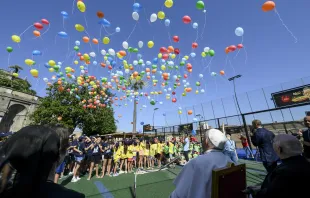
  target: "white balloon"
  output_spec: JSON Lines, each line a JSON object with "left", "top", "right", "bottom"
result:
{"left": 204, "top": 47, "right": 210, "bottom": 52}
{"left": 168, "top": 87, "right": 172, "bottom": 91}
{"left": 150, "top": 13, "right": 157, "bottom": 22}
{"left": 178, "top": 107, "right": 182, "bottom": 110}
{"left": 89, "top": 52, "right": 96, "bottom": 57}
{"left": 133, "top": 60, "right": 138, "bottom": 65}
{"left": 182, "top": 80, "right": 186, "bottom": 83}
{"left": 201, "top": 89, "right": 205, "bottom": 93}
{"left": 152, "top": 75, "right": 155, "bottom": 79}
{"left": 159, "top": 101, "right": 163, "bottom": 105}
{"left": 146, "top": 61, "right": 151, "bottom": 65}
{"left": 235, "top": 27, "right": 244, "bottom": 37}
{"left": 146, "top": 72, "right": 150, "bottom": 75}
{"left": 132, "top": 12, "right": 139, "bottom": 21}
{"left": 199, "top": 74, "right": 203, "bottom": 78}
{"left": 147, "top": 96, "right": 151, "bottom": 100}
{"left": 164, "top": 89, "right": 167, "bottom": 92}
{"left": 115, "top": 27, "right": 120, "bottom": 32}
{"left": 108, "top": 48, "right": 115, "bottom": 56}
{"left": 106, "top": 61, "right": 110, "bottom": 65}
{"left": 203, "top": 10, "right": 206, "bottom": 13}
{"left": 125, "top": 69, "right": 130, "bottom": 74}
{"left": 138, "top": 41, "right": 143, "bottom": 48}
{"left": 101, "top": 49, "right": 106, "bottom": 55}
{"left": 122, "top": 41, "right": 129, "bottom": 49}
{"left": 190, "top": 52, "right": 196, "bottom": 58}
{"left": 159, "top": 71, "right": 163, "bottom": 75}
{"left": 43, "top": 78, "right": 48, "bottom": 83}
{"left": 75, "top": 41, "right": 80, "bottom": 46}
{"left": 57, "top": 62, "right": 62, "bottom": 66}
{"left": 193, "top": 22, "right": 198, "bottom": 29}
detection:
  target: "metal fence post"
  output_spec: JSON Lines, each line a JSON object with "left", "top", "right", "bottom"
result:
{"left": 199, "top": 121, "right": 203, "bottom": 143}
{"left": 241, "top": 114, "right": 252, "bottom": 150}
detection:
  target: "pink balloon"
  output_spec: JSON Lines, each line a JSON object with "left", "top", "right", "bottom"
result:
{"left": 228, "top": 45, "right": 237, "bottom": 52}
{"left": 182, "top": 15, "right": 191, "bottom": 24}
{"left": 41, "top": 19, "right": 50, "bottom": 25}
{"left": 33, "top": 22, "right": 44, "bottom": 30}
{"left": 237, "top": 44, "right": 243, "bottom": 49}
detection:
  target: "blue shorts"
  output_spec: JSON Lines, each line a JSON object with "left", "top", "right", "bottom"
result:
{"left": 75, "top": 156, "right": 84, "bottom": 163}
{"left": 56, "top": 162, "right": 66, "bottom": 174}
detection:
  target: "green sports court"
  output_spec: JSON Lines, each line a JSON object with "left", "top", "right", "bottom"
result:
{"left": 62, "top": 160, "right": 265, "bottom": 198}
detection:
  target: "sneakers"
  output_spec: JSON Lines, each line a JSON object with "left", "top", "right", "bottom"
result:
{"left": 69, "top": 172, "right": 73, "bottom": 176}
{"left": 76, "top": 177, "right": 81, "bottom": 181}
{"left": 125, "top": 171, "right": 128, "bottom": 174}
{"left": 113, "top": 173, "right": 119, "bottom": 177}
{"left": 71, "top": 177, "right": 78, "bottom": 183}
{"left": 119, "top": 170, "right": 124, "bottom": 174}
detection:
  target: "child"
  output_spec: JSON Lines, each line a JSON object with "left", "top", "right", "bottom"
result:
{"left": 87, "top": 137, "right": 102, "bottom": 180}
{"left": 113, "top": 142, "right": 121, "bottom": 177}
{"left": 156, "top": 140, "right": 164, "bottom": 168}
{"left": 71, "top": 136, "right": 85, "bottom": 182}
{"left": 119, "top": 142, "right": 128, "bottom": 174}
{"left": 132, "top": 142, "right": 139, "bottom": 168}
{"left": 164, "top": 142, "right": 170, "bottom": 164}
{"left": 127, "top": 141, "right": 134, "bottom": 173}
{"left": 138, "top": 140, "right": 145, "bottom": 170}
{"left": 149, "top": 139, "right": 156, "bottom": 169}
{"left": 144, "top": 141, "right": 150, "bottom": 169}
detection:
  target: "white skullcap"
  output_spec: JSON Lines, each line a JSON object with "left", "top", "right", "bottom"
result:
{"left": 207, "top": 129, "right": 227, "bottom": 150}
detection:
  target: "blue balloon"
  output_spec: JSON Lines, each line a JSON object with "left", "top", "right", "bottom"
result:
{"left": 61, "top": 11, "right": 69, "bottom": 19}
{"left": 111, "top": 60, "right": 116, "bottom": 66}
{"left": 32, "top": 50, "right": 42, "bottom": 56}
{"left": 140, "top": 122, "right": 144, "bottom": 125}
{"left": 152, "top": 58, "right": 158, "bottom": 64}
{"left": 115, "top": 27, "right": 120, "bottom": 32}
{"left": 165, "top": 19, "right": 170, "bottom": 27}
{"left": 98, "top": 19, "right": 111, "bottom": 27}
{"left": 108, "top": 57, "right": 113, "bottom": 62}
{"left": 93, "top": 61, "right": 98, "bottom": 65}
{"left": 133, "top": 3, "right": 142, "bottom": 12}
{"left": 58, "top": 31, "right": 68, "bottom": 38}
{"left": 163, "top": 113, "right": 166, "bottom": 116}
{"left": 137, "top": 54, "right": 142, "bottom": 59}
{"left": 75, "top": 40, "right": 80, "bottom": 46}
{"left": 44, "top": 62, "right": 49, "bottom": 68}
{"left": 192, "top": 130, "right": 196, "bottom": 136}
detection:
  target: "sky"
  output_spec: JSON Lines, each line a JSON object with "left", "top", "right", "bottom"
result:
{"left": 0, "top": 0, "right": 310, "bottom": 132}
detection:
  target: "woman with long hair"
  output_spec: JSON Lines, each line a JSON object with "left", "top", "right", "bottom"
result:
{"left": 119, "top": 142, "right": 128, "bottom": 174}
{"left": 127, "top": 141, "right": 134, "bottom": 173}
{"left": 112, "top": 142, "right": 121, "bottom": 176}
{"left": 144, "top": 141, "right": 151, "bottom": 169}
{"left": 138, "top": 140, "right": 145, "bottom": 170}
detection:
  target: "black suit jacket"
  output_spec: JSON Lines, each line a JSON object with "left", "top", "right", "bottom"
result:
{"left": 257, "top": 155, "right": 310, "bottom": 198}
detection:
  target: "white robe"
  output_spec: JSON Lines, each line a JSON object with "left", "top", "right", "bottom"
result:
{"left": 170, "top": 150, "right": 232, "bottom": 198}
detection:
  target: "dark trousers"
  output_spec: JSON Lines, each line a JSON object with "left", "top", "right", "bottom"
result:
{"left": 183, "top": 151, "right": 189, "bottom": 162}
{"left": 263, "top": 161, "right": 277, "bottom": 173}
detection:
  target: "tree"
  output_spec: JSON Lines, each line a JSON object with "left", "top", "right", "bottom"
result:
{"left": 30, "top": 82, "right": 117, "bottom": 135}
{"left": 126, "top": 77, "right": 146, "bottom": 136}
{"left": 9, "top": 65, "right": 23, "bottom": 74}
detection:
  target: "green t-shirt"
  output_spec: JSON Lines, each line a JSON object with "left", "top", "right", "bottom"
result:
{"left": 164, "top": 145, "right": 169, "bottom": 154}
{"left": 194, "top": 145, "right": 200, "bottom": 152}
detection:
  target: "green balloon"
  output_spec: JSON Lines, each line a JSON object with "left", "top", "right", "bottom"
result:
{"left": 175, "top": 66, "right": 179, "bottom": 70}
{"left": 74, "top": 46, "right": 79, "bottom": 51}
{"left": 180, "top": 61, "right": 185, "bottom": 66}
{"left": 196, "top": 1, "right": 205, "bottom": 10}
{"left": 208, "top": 50, "right": 215, "bottom": 57}
{"left": 196, "top": 82, "right": 201, "bottom": 86}
{"left": 150, "top": 100, "right": 156, "bottom": 105}
{"left": 6, "top": 47, "right": 13, "bottom": 53}
{"left": 152, "top": 65, "right": 157, "bottom": 69}
{"left": 133, "top": 48, "right": 139, "bottom": 53}
{"left": 128, "top": 47, "right": 134, "bottom": 52}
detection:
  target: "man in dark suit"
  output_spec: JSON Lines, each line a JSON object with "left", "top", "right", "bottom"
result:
{"left": 251, "top": 120, "right": 279, "bottom": 173}
{"left": 252, "top": 134, "right": 310, "bottom": 198}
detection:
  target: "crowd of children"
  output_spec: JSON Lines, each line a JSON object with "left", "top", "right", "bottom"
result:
{"left": 54, "top": 134, "right": 202, "bottom": 183}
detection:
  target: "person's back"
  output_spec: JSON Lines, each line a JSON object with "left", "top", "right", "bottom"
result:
{"left": 253, "top": 128, "right": 278, "bottom": 163}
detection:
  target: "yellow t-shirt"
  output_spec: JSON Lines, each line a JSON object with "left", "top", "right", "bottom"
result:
{"left": 150, "top": 144, "right": 157, "bottom": 157}
{"left": 157, "top": 143, "right": 163, "bottom": 154}
{"left": 121, "top": 147, "right": 128, "bottom": 159}
{"left": 127, "top": 145, "right": 134, "bottom": 158}
{"left": 144, "top": 149, "right": 150, "bottom": 156}
{"left": 169, "top": 142, "right": 174, "bottom": 154}
{"left": 139, "top": 142, "right": 145, "bottom": 151}
{"left": 132, "top": 145, "right": 139, "bottom": 156}
{"left": 114, "top": 147, "right": 122, "bottom": 161}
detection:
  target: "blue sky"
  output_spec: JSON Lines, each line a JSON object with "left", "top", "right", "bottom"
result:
{"left": 0, "top": 0, "right": 310, "bottom": 132}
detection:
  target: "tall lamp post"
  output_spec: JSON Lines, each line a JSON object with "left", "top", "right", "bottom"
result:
{"left": 153, "top": 108, "right": 159, "bottom": 136}
{"left": 228, "top": 75, "right": 252, "bottom": 149}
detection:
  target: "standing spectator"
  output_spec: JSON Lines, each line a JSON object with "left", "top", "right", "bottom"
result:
{"left": 223, "top": 134, "right": 238, "bottom": 164}
{"left": 251, "top": 120, "right": 279, "bottom": 173}
{"left": 239, "top": 134, "right": 254, "bottom": 159}
{"left": 71, "top": 136, "right": 85, "bottom": 182}
{"left": 301, "top": 116, "right": 310, "bottom": 161}
{"left": 183, "top": 133, "right": 190, "bottom": 162}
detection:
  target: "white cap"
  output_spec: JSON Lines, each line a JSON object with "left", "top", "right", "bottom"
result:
{"left": 208, "top": 129, "right": 227, "bottom": 150}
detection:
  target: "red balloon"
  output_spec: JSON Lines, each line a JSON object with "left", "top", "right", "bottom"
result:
{"left": 172, "top": 91, "right": 176, "bottom": 95}
{"left": 77, "top": 52, "right": 82, "bottom": 56}
{"left": 34, "top": 22, "right": 44, "bottom": 30}
{"left": 192, "top": 42, "right": 198, "bottom": 48}
{"left": 237, "top": 44, "right": 243, "bottom": 49}
{"left": 41, "top": 19, "right": 50, "bottom": 25}
{"left": 182, "top": 15, "right": 191, "bottom": 24}
{"left": 173, "top": 36, "right": 179, "bottom": 42}
{"left": 160, "top": 47, "right": 168, "bottom": 54}
{"left": 162, "top": 53, "right": 169, "bottom": 60}
{"left": 172, "top": 98, "right": 177, "bottom": 103}
{"left": 186, "top": 63, "right": 192, "bottom": 70}
{"left": 184, "top": 74, "right": 188, "bottom": 78}
{"left": 228, "top": 45, "right": 237, "bottom": 52}
{"left": 174, "top": 48, "right": 180, "bottom": 55}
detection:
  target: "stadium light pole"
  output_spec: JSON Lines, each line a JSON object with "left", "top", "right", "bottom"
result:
{"left": 228, "top": 74, "right": 242, "bottom": 114}
{"left": 153, "top": 108, "right": 159, "bottom": 132}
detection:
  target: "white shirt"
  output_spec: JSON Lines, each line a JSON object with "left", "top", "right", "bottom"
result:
{"left": 183, "top": 138, "right": 189, "bottom": 151}
{"left": 170, "top": 150, "right": 232, "bottom": 198}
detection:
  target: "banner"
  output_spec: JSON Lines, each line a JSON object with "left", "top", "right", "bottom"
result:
{"left": 272, "top": 85, "right": 310, "bottom": 108}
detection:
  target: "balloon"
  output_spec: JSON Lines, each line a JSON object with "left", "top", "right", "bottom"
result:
{"left": 173, "top": 36, "right": 179, "bottom": 42}
{"left": 228, "top": 45, "right": 237, "bottom": 52}
{"left": 209, "top": 50, "right": 215, "bottom": 57}
{"left": 199, "top": 74, "right": 203, "bottom": 78}
{"left": 92, "top": 38, "right": 99, "bottom": 44}
{"left": 158, "top": 11, "right": 165, "bottom": 20}
{"left": 93, "top": 61, "right": 98, "bottom": 65}
{"left": 165, "top": 0, "right": 173, "bottom": 8}
{"left": 164, "top": 19, "right": 170, "bottom": 26}
{"left": 61, "top": 11, "right": 69, "bottom": 19}
{"left": 188, "top": 110, "right": 193, "bottom": 115}
{"left": 201, "top": 89, "right": 205, "bottom": 93}
{"left": 97, "top": 11, "right": 104, "bottom": 18}
{"left": 192, "top": 42, "right": 198, "bottom": 48}
{"left": 237, "top": 44, "right": 243, "bottom": 49}
{"left": 108, "top": 49, "right": 115, "bottom": 56}
{"left": 99, "top": 19, "right": 111, "bottom": 27}
{"left": 138, "top": 41, "right": 143, "bottom": 48}
{"left": 77, "top": 1, "right": 86, "bottom": 12}
{"left": 6, "top": 47, "right": 13, "bottom": 53}
{"left": 235, "top": 27, "right": 244, "bottom": 37}
{"left": 122, "top": 41, "right": 129, "bottom": 49}
{"left": 196, "top": 1, "right": 205, "bottom": 10}
{"left": 101, "top": 50, "right": 106, "bottom": 55}
{"left": 25, "top": 59, "right": 34, "bottom": 66}
{"left": 150, "top": 13, "right": 157, "bottom": 23}
{"left": 132, "top": 12, "right": 139, "bottom": 21}
{"left": 204, "top": 47, "right": 210, "bottom": 52}
{"left": 89, "top": 52, "right": 96, "bottom": 57}
{"left": 262, "top": 1, "right": 275, "bottom": 12}
{"left": 211, "top": 72, "right": 217, "bottom": 76}
{"left": 220, "top": 70, "right": 225, "bottom": 76}
{"left": 75, "top": 24, "right": 85, "bottom": 32}
{"left": 193, "top": 22, "right": 198, "bottom": 29}
{"left": 147, "top": 41, "right": 154, "bottom": 48}
{"left": 75, "top": 40, "right": 80, "bottom": 45}
{"left": 33, "top": 30, "right": 40, "bottom": 37}
{"left": 140, "top": 122, "right": 144, "bottom": 125}
{"left": 183, "top": 15, "right": 191, "bottom": 24}
{"left": 115, "top": 27, "right": 120, "bottom": 32}
{"left": 30, "top": 69, "right": 39, "bottom": 78}
{"left": 11, "top": 35, "right": 21, "bottom": 43}
{"left": 41, "top": 19, "right": 50, "bottom": 25}
{"left": 190, "top": 52, "right": 196, "bottom": 58}
{"left": 48, "top": 60, "right": 56, "bottom": 66}
{"left": 133, "top": 3, "right": 142, "bottom": 12}
{"left": 103, "top": 37, "right": 110, "bottom": 44}
{"left": 58, "top": 31, "right": 68, "bottom": 38}
{"left": 32, "top": 50, "right": 42, "bottom": 56}
{"left": 33, "top": 22, "right": 43, "bottom": 30}
{"left": 82, "top": 37, "right": 89, "bottom": 43}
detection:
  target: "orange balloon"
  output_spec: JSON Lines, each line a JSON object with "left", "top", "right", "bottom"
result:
{"left": 225, "top": 47, "right": 230, "bottom": 54}
{"left": 162, "top": 73, "right": 169, "bottom": 78}
{"left": 152, "top": 69, "right": 157, "bottom": 74}
{"left": 82, "top": 36, "right": 90, "bottom": 43}
{"left": 147, "top": 76, "right": 151, "bottom": 80}
{"left": 167, "top": 46, "right": 174, "bottom": 53}
{"left": 92, "top": 38, "right": 99, "bottom": 44}
{"left": 262, "top": 1, "right": 275, "bottom": 12}
{"left": 119, "top": 50, "right": 126, "bottom": 56}
{"left": 129, "top": 66, "right": 134, "bottom": 70}
{"left": 33, "top": 30, "right": 41, "bottom": 37}
{"left": 133, "top": 71, "right": 139, "bottom": 77}
{"left": 220, "top": 70, "right": 225, "bottom": 76}
{"left": 100, "top": 63, "right": 106, "bottom": 67}
{"left": 97, "top": 11, "right": 104, "bottom": 18}
{"left": 188, "top": 110, "right": 193, "bottom": 115}
{"left": 146, "top": 68, "right": 150, "bottom": 72}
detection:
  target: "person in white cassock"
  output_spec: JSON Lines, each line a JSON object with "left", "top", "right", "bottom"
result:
{"left": 170, "top": 129, "right": 232, "bottom": 198}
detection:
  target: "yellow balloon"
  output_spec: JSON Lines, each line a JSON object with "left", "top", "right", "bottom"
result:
{"left": 48, "top": 60, "right": 56, "bottom": 66}
{"left": 80, "top": 66, "right": 84, "bottom": 69}
{"left": 195, "top": 90, "right": 199, "bottom": 94}
{"left": 161, "top": 65, "right": 166, "bottom": 71}
{"left": 158, "top": 11, "right": 165, "bottom": 20}
{"left": 103, "top": 37, "right": 110, "bottom": 44}
{"left": 158, "top": 53, "right": 162, "bottom": 58}
{"left": 48, "top": 68, "right": 54, "bottom": 72}
{"left": 12, "top": 73, "right": 19, "bottom": 77}
{"left": 30, "top": 69, "right": 39, "bottom": 77}
{"left": 25, "top": 59, "right": 34, "bottom": 66}
{"left": 77, "top": 1, "right": 86, "bottom": 12}
{"left": 12, "top": 35, "right": 21, "bottom": 43}
{"left": 201, "top": 52, "right": 207, "bottom": 57}
{"left": 147, "top": 41, "right": 154, "bottom": 48}
{"left": 104, "top": 56, "right": 108, "bottom": 61}
{"left": 74, "top": 60, "right": 78, "bottom": 65}
{"left": 75, "top": 24, "right": 85, "bottom": 32}
{"left": 178, "top": 110, "right": 182, "bottom": 115}
{"left": 165, "top": 0, "right": 173, "bottom": 8}
{"left": 124, "top": 65, "right": 129, "bottom": 69}
{"left": 83, "top": 54, "right": 90, "bottom": 61}
{"left": 171, "top": 54, "right": 176, "bottom": 59}
{"left": 123, "top": 60, "right": 128, "bottom": 64}
{"left": 184, "top": 56, "right": 189, "bottom": 60}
